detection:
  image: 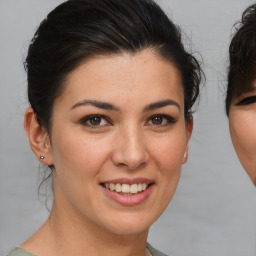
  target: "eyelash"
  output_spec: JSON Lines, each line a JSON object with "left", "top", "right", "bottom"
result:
{"left": 236, "top": 96, "right": 256, "bottom": 106}
{"left": 79, "top": 115, "right": 112, "bottom": 128}
{"left": 146, "top": 114, "right": 177, "bottom": 126}
{"left": 79, "top": 114, "right": 176, "bottom": 128}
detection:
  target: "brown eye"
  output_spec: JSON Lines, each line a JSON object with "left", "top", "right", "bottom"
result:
{"left": 146, "top": 114, "right": 177, "bottom": 127}
{"left": 89, "top": 116, "right": 102, "bottom": 125}
{"left": 80, "top": 115, "right": 110, "bottom": 127}
{"left": 151, "top": 116, "right": 163, "bottom": 125}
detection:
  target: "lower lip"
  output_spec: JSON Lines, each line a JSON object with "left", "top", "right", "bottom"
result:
{"left": 101, "top": 185, "right": 154, "bottom": 206}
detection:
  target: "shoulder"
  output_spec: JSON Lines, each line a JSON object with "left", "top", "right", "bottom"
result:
{"left": 6, "top": 248, "right": 36, "bottom": 256}
{"left": 146, "top": 243, "right": 171, "bottom": 256}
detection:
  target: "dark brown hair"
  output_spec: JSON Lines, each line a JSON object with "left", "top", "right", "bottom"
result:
{"left": 226, "top": 3, "right": 256, "bottom": 115}
{"left": 25, "top": 0, "right": 202, "bottom": 132}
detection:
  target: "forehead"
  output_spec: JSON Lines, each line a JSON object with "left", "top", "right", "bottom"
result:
{"left": 57, "top": 50, "right": 184, "bottom": 109}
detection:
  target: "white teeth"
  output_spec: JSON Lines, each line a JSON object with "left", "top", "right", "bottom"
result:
{"left": 130, "top": 184, "right": 138, "bottom": 194}
{"left": 122, "top": 184, "right": 130, "bottom": 193}
{"left": 115, "top": 183, "right": 122, "bottom": 192}
{"left": 104, "top": 182, "right": 149, "bottom": 194}
{"left": 110, "top": 183, "right": 115, "bottom": 191}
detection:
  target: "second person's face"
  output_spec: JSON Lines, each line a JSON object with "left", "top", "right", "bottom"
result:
{"left": 229, "top": 81, "right": 256, "bottom": 184}
{"left": 47, "top": 50, "right": 192, "bottom": 237}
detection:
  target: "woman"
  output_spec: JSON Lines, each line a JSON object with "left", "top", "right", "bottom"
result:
{"left": 7, "top": 0, "right": 202, "bottom": 255}
{"left": 226, "top": 3, "right": 256, "bottom": 185}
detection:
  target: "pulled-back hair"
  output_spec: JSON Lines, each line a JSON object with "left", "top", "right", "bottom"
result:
{"left": 25, "top": 0, "right": 202, "bottom": 131}
{"left": 226, "top": 3, "right": 256, "bottom": 115}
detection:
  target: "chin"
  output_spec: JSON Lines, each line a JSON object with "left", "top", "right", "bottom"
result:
{"left": 100, "top": 213, "right": 154, "bottom": 236}
{"left": 107, "top": 224, "right": 149, "bottom": 236}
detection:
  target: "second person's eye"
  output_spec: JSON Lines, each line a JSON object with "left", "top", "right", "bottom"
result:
{"left": 236, "top": 95, "right": 256, "bottom": 106}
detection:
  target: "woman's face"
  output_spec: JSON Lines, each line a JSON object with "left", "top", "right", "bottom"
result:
{"left": 46, "top": 50, "right": 192, "bottom": 236}
{"left": 229, "top": 81, "right": 256, "bottom": 184}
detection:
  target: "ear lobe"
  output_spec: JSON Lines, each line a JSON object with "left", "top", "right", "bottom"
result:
{"left": 24, "top": 107, "right": 53, "bottom": 165}
{"left": 182, "top": 116, "right": 193, "bottom": 164}
{"left": 182, "top": 145, "right": 189, "bottom": 164}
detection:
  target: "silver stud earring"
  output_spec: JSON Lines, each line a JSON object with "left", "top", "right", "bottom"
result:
{"left": 184, "top": 152, "right": 187, "bottom": 158}
{"left": 40, "top": 156, "right": 45, "bottom": 159}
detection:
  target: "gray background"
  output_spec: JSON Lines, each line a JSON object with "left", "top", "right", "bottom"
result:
{"left": 1, "top": 1, "right": 256, "bottom": 255}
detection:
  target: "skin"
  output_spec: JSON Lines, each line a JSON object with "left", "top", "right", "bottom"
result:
{"left": 229, "top": 82, "right": 256, "bottom": 185}
{"left": 23, "top": 49, "right": 193, "bottom": 256}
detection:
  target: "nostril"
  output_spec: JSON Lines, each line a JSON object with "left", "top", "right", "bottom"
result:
{"left": 117, "top": 160, "right": 147, "bottom": 170}
{"left": 111, "top": 136, "right": 149, "bottom": 169}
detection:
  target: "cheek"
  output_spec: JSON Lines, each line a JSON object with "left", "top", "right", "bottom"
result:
{"left": 50, "top": 130, "right": 113, "bottom": 209}
{"left": 230, "top": 112, "right": 256, "bottom": 184}
{"left": 50, "top": 128, "right": 112, "bottom": 177}
{"left": 230, "top": 114, "right": 256, "bottom": 157}
{"left": 149, "top": 133, "right": 186, "bottom": 209}
{"left": 148, "top": 130, "right": 187, "bottom": 175}
{"left": 229, "top": 111, "right": 256, "bottom": 184}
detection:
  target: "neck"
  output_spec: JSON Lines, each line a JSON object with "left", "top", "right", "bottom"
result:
{"left": 21, "top": 200, "right": 149, "bottom": 256}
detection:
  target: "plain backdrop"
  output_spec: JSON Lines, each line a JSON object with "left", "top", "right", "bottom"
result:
{"left": 1, "top": 1, "right": 256, "bottom": 256}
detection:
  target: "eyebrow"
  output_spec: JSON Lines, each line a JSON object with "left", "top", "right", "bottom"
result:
{"left": 70, "top": 98, "right": 180, "bottom": 112}
{"left": 143, "top": 99, "right": 180, "bottom": 111}
{"left": 70, "top": 99, "right": 120, "bottom": 111}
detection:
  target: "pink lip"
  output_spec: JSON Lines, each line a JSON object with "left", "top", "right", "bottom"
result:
{"left": 100, "top": 178, "right": 155, "bottom": 207}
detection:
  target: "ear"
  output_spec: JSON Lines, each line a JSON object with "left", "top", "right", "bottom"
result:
{"left": 182, "top": 116, "right": 193, "bottom": 164}
{"left": 24, "top": 107, "right": 53, "bottom": 166}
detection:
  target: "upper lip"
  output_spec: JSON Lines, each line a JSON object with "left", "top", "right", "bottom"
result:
{"left": 100, "top": 178, "right": 154, "bottom": 185}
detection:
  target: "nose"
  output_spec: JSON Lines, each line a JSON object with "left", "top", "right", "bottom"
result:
{"left": 111, "top": 126, "right": 149, "bottom": 170}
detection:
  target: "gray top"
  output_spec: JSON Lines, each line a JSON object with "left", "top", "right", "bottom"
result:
{"left": 7, "top": 243, "right": 169, "bottom": 256}
{"left": 7, "top": 248, "right": 35, "bottom": 256}
{"left": 146, "top": 243, "right": 169, "bottom": 256}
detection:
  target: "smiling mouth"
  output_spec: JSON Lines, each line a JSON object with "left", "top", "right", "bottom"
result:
{"left": 101, "top": 183, "right": 152, "bottom": 195}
